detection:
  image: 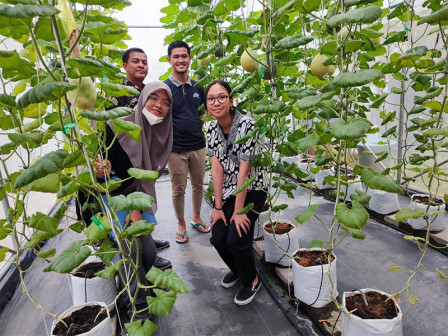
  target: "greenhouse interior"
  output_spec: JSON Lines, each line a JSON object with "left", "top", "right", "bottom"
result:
{"left": 0, "top": 0, "right": 448, "bottom": 335}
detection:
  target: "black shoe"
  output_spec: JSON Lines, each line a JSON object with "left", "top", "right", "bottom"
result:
{"left": 234, "top": 279, "right": 261, "bottom": 305}
{"left": 221, "top": 271, "right": 240, "bottom": 288}
{"left": 154, "top": 239, "right": 170, "bottom": 250}
{"left": 153, "top": 256, "right": 172, "bottom": 270}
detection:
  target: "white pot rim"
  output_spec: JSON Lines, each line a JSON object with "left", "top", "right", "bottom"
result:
{"left": 290, "top": 247, "right": 337, "bottom": 268}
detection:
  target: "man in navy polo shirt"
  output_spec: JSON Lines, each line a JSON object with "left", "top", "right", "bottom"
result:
{"left": 164, "top": 41, "right": 210, "bottom": 243}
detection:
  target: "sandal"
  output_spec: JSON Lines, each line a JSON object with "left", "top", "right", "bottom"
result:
{"left": 175, "top": 231, "right": 188, "bottom": 243}
{"left": 190, "top": 221, "right": 211, "bottom": 233}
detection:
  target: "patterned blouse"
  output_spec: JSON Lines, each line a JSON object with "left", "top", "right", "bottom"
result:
{"left": 206, "top": 111, "right": 268, "bottom": 200}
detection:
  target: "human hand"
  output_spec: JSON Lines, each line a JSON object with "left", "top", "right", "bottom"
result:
{"left": 230, "top": 213, "right": 251, "bottom": 238}
{"left": 210, "top": 208, "right": 227, "bottom": 229}
{"left": 94, "top": 159, "right": 111, "bottom": 178}
{"left": 125, "top": 210, "right": 143, "bottom": 225}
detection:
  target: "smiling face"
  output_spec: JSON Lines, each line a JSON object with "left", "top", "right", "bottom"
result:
{"left": 206, "top": 83, "right": 234, "bottom": 119}
{"left": 167, "top": 47, "right": 191, "bottom": 75}
{"left": 144, "top": 89, "right": 171, "bottom": 118}
{"left": 123, "top": 51, "right": 148, "bottom": 85}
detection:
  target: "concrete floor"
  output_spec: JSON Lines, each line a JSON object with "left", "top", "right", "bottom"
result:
{"left": 0, "top": 174, "right": 447, "bottom": 336}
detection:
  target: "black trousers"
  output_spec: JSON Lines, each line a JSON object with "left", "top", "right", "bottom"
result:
{"left": 210, "top": 190, "right": 266, "bottom": 287}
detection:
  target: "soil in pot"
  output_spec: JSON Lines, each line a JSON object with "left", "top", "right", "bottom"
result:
{"left": 294, "top": 250, "right": 334, "bottom": 267}
{"left": 53, "top": 304, "right": 107, "bottom": 336}
{"left": 413, "top": 195, "right": 444, "bottom": 206}
{"left": 264, "top": 222, "right": 294, "bottom": 235}
{"left": 346, "top": 291, "right": 398, "bottom": 319}
{"left": 73, "top": 261, "right": 106, "bottom": 279}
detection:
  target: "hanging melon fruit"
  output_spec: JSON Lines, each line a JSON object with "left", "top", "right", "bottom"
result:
{"left": 241, "top": 48, "right": 259, "bottom": 73}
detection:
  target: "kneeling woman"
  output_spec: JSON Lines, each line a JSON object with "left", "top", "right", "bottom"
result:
{"left": 96, "top": 81, "right": 173, "bottom": 318}
{"left": 205, "top": 80, "right": 268, "bottom": 305}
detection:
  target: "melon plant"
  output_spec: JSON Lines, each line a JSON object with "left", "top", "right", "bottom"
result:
{"left": 0, "top": 1, "right": 187, "bottom": 335}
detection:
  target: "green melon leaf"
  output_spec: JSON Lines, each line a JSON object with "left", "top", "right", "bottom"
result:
{"left": 332, "top": 69, "right": 383, "bottom": 88}
{"left": 14, "top": 150, "right": 68, "bottom": 189}
{"left": 306, "top": 240, "right": 328, "bottom": 249}
{"left": 275, "top": 35, "right": 314, "bottom": 49}
{"left": 146, "top": 267, "right": 189, "bottom": 293}
{"left": 109, "top": 192, "right": 154, "bottom": 211}
{"left": 327, "top": 5, "right": 382, "bottom": 29}
{"left": 125, "top": 320, "right": 158, "bottom": 336}
{"left": 80, "top": 106, "right": 134, "bottom": 121}
{"left": 418, "top": 7, "right": 448, "bottom": 25}
{"left": 43, "top": 240, "right": 91, "bottom": 273}
{"left": 85, "top": 215, "right": 112, "bottom": 244}
{"left": 147, "top": 289, "right": 177, "bottom": 316}
{"left": 100, "top": 83, "right": 140, "bottom": 97}
{"left": 361, "top": 167, "right": 404, "bottom": 194}
{"left": 436, "top": 267, "right": 448, "bottom": 280}
{"left": 332, "top": 118, "right": 370, "bottom": 140}
{"left": 122, "top": 220, "right": 155, "bottom": 239}
{"left": 0, "top": 50, "right": 35, "bottom": 81}
{"left": 24, "top": 173, "right": 60, "bottom": 193}
{"left": 113, "top": 119, "right": 141, "bottom": 142}
{"left": 62, "top": 149, "right": 86, "bottom": 168}
{"left": 29, "top": 212, "right": 61, "bottom": 234}
{"left": 96, "top": 260, "right": 123, "bottom": 279}
{"left": 128, "top": 168, "right": 159, "bottom": 181}
{"left": 336, "top": 201, "right": 369, "bottom": 229}
{"left": 0, "top": 4, "right": 59, "bottom": 18}
{"left": 253, "top": 100, "right": 286, "bottom": 114}
{"left": 67, "top": 58, "right": 104, "bottom": 77}
{"left": 17, "top": 82, "right": 76, "bottom": 108}
{"left": 235, "top": 203, "right": 254, "bottom": 215}
{"left": 340, "top": 226, "right": 366, "bottom": 239}
{"left": 23, "top": 229, "right": 63, "bottom": 249}
{"left": 36, "top": 248, "right": 56, "bottom": 259}
{"left": 395, "top": 207, "right": 424, "bottom": 221}
{"left": 296, "top": 204, "right": 319, "bottom": 224}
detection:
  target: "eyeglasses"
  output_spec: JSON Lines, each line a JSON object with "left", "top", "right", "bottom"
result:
{"left": 206, "top": 95, "right": 229, "bottom": 105}
{"left": 148, "top": 95, "right": 172, "bottom": 109}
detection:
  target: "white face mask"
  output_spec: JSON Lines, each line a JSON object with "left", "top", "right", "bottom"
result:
{"left": 142, "top": 107, "right": 165, "bottom": 125}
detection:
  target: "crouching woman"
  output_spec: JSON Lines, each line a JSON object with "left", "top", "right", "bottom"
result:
{"left": 205, "top": 80, "right": 268, "bottom": 306}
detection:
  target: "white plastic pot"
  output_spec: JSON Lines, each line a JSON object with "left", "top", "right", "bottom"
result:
{"left": 315, "top": 167, "right": 334, "bottom": 190}
{"left": 71, "top": 259, "right": 117, "bottom": 312}
{"left": 296, "top": 160, "right": 316, "bottom": 181}
{"left": 262, "top": 220, "right": 300, "bottom": 266}
{"left": 342, "top": 289, "right": 403, "bottom": 336}
{"left": 367, "top": 189, "right": 400, "bottom": 214}
{"left": 51, "top": 301, "right": 112, "bottom": 336}
{"left": 409, "top": 194, "right": 445, "bottom": 231}
{"left": 291, "top": 248, "right": 338, "bottom": 308}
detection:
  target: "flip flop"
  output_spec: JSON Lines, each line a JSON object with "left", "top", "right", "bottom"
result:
{"left": 190, "top": 221, "right": 211, "bottom": 233}
{"left": 175, "top": 231, "right": 188, "bottom": 243}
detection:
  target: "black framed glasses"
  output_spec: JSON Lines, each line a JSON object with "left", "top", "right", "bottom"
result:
{"left": 148, "top": 95, "right": 172, "bottom": 109}
{"left": 206, "top": 95, "right": 229, "bottom": 105}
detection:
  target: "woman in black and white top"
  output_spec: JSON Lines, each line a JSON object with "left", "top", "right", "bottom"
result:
{"left": 205, "top": 80, "right": 268, "bottom": 306}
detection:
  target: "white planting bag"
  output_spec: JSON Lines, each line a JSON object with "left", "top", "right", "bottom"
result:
{"left": 297, "top": 160, "right": 316, "bottom": 181}
{"left": 342, "top": 289, "right": 403, "bottom": 336}
{"left": 409, "top": 194, "right": 445, "bottom": 231}
{"left": 52, "top": 301, "right": 112, "bottom": 336}
{"left": 291, "top": 248, "right": 338, "bottom": 308}
{"left": 262, "top": 220, "right": 300, "bottom": 266}
{"left": 315, "top": 168, "right": 334, "bottom": 190}
{"left": 71, "top": 258, "right": 117, "bottom": 312}
{"left": 367, "top": 189, "right": 400, "bottom": 214}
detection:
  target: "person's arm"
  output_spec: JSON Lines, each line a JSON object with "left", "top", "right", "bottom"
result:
{"left": 230, "top": 161, "right": 252, "bottom": 237}
{"left": 210, "top": 156, "right": 227, "bottom": 228}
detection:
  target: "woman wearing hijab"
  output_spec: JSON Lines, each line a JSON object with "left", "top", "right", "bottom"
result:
{"left": 205, "top": 80, "right": 268, "bottom": 306}
{"left": 96, "top": 81, "right": 173, "bottom": 320}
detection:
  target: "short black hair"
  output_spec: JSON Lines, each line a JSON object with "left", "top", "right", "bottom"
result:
{"left": 167, "top": 41, "right": 191, "bottom": 57}
{"left": 122, "top": 48, "right": 147, "bottom": 64}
